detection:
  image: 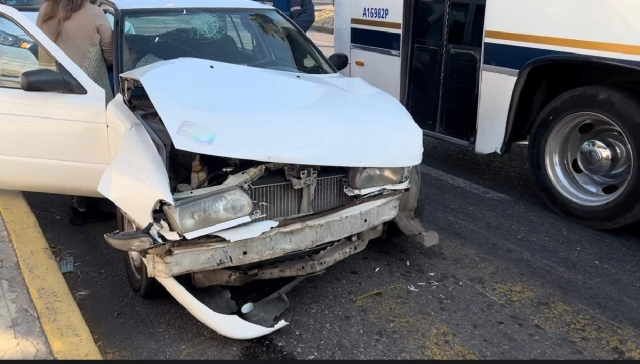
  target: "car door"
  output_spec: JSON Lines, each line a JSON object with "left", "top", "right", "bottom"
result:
{"left": 0, "top": 5, "right": 109, "bottom": 197}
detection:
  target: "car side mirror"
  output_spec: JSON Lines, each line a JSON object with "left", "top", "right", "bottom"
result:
{"left": 20, "top": 69, "right": 66, "bottom": 93}
{"left": 20, "top": 67, "right": 86, "bottom": 95}
{"left": 328, "top": 53, "right": 349, "bottom": 71}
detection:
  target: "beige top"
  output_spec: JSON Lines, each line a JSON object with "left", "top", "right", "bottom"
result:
{"left": 36, "top": 1, "right": 113, "bottom": 70}
{"left": 36, "top": 1, "right": 114, "bottom": 103}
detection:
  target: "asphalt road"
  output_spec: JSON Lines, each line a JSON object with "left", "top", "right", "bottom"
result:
{"left": 20, "top": 30, "right": 640, "bottom": 360}
{"left": 23, "top": 136, "right": 640, "bottom": 360}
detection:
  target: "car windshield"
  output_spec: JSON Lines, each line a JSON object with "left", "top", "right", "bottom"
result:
{"left": 121, "top": 8, "right": 334, "bottom": 75}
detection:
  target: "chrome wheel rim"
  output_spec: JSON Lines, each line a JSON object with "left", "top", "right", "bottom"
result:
{"left": 545, "top": 112, "right": 634, "bottom": 207}
{"left": 123, "top": 216, "right": 143, "bottom": 280}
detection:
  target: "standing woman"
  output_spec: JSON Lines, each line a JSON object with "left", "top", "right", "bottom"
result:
{"left": 37, "top": 0, "right": 116, "bottom": 225}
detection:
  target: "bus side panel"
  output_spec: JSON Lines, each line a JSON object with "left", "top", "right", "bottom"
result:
{"left": 475, "top": 0, "right": 640, "bottom": 154}
{"left": 350, "top": 49, "right": 402, "bottom": 99}
{"left": 475, "top": 71, "right": 516, "bottom": 154}
{"left": 334, "top": 0, "right": 351, "bottom": 76}
{"left": 342, "top": 0, "right": 404, "bottom": 99}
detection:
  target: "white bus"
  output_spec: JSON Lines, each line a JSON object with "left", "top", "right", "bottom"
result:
{"left": 334, "top": 0, "right": 640, "bottom": 230}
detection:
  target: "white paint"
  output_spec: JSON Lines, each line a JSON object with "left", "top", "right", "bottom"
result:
{"left": 474, "top": 72, "right": 516, "bottom": 154}
{"left": 156, "top": 276, "right": 287, "bottom": 340}
{"left": 349, "top": 0, "right": 404, "bottom": 25}
{"left": 101, "top": 0, "right": 271, "bottom": 10}
{"left": 486, "top": 0, "right": 640, "bottom": 59}
{"left": 121, "top": 58, "right": 423, "bottom": 168}
{"left": 214, "top": 220, "right": 279, "bottom": 242}
{"left": 159, "top": 220, "right": 181, "bottom": 241}
{"left": 0, "top": 156, "right": 106, "bottom": 198}
{"left": 333, "top": 0, "right": 351, "bottom": 76}
{"left": 183, "top": 216, "right": 252, "bottom": 240}
{"left": 335, "top": 0, "right": 640, "bottom": 155}
{"left": 478, "top": 0, "right": 640, "bottom": 152}
{"left": 0, "top": 5, "right": 109, "bottom": 197}
{"left": 97, "top": 96, "right": 174, "bottom": 228}
{"left": 343, "top": 0, "right": 404, "bottom": 99}
{"left": 349, "top": 49, "right": 401, "bottom": 100}
{"left": 418, "top": 164, "right": 510, "bottom": 200}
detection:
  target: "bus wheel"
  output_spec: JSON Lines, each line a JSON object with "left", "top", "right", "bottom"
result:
{"left": 529, "top": 86, "right": 640, "bottom": 230}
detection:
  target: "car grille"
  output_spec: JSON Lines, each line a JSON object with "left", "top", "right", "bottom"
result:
{"left": 249, "top": 175, "right": 353, "bottom": 221}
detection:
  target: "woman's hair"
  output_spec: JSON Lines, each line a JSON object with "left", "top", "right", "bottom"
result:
{"left": 40, "top": 0, "right": 87, "bottom": 42}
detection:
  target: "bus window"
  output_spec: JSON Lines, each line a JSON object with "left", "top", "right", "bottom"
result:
{"left": 412, "top": 0, "right": 446, "bottom": 43}
{"left": 447, "top": 2, "right": 470, "bottom": 46}
{"left": 470, "top": 4, "right": 485, "bottom": 47}
{"left": 438, "top": 0, "right": 485, "bottom": 140}
{"left": 407, "top": 0, "right": 447, "bottom": 131}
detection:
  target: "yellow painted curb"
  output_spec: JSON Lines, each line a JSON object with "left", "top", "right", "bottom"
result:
{"left": 0, "top": 190, "right": 102, "bottom": 360}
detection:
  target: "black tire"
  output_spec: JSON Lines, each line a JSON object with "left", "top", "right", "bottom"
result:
{"left": 529, "top": 86, "right": 640, "bottom": 230}
{"left": 117, "top": 210, "right": 159, "bottom": 298}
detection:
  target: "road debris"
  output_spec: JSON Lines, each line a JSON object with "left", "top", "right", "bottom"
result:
{"left": 407, "top": 261, "right": 410, "bottom": 266}
{"left": 74, "top": 289, "right": 90, "bottom": 300}
{"left": 59, "top": 256, "right": 74, "bottom": 273}
{"left": 428, "top": 273, "right": 436, "bottom": 276}
{"left": 417, "top": 282, "right": 426, "bottom": 285}
{"left": 408, "top": 285, "right": 419, "bottom": 292}
{"left": 375, "top": 268, "right": 380, "bottom": 272}
{"left": 354, "top": 284, "right": 405, "bottom": 302}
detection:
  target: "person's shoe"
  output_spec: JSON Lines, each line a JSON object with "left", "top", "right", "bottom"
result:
{"left": 69, "top": 207, "right": 116, "bottom": 226}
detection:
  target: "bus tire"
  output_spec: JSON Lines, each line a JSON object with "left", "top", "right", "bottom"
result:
{"left": 529, "top": 86, "right": 640, "bottom": 230}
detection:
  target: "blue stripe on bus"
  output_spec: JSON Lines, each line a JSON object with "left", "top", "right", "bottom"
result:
{"left": 483, "top": 42, "right": 640, "bottom": 71}
{"left": 351, "top": 27, "right": 401, "bottom": 52}
{"left": 483, "top": 42, "right": 569, "bottom": 70}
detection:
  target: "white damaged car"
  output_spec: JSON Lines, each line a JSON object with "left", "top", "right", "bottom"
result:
{"left": 0, "top": 0, "right": 436, "bottom": 339}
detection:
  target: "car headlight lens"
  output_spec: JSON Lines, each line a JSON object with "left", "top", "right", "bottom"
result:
{"left": 348, "top": 167, "right": 410, "bottom": 189}
{"left": 164, "top": 187, "right": 253, "bottom": 235}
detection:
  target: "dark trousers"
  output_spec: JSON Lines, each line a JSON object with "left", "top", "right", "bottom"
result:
{"left": 73, "top": 196, "right": 102, "bottom": 210}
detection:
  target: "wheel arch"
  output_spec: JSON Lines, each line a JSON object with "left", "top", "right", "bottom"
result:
{"left": 500, "top": 55, "right": 640, "bottom": 153}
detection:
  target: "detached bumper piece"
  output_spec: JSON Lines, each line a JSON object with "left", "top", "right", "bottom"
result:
{"left": 103, "top": 223, "right": 159, "bottom": 252}
{"left": 394, "top": 212, "right": 439, "bottom": 248}
{"left": 156, "top": 276, "right": 289, "bottom": 340}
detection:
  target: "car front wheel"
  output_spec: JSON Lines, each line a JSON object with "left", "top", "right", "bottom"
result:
{"left": 530, "top": 86, "right": 640, "bottom": 230}
{"left": 117, "top": 210, "right": 158, "bottom": 298}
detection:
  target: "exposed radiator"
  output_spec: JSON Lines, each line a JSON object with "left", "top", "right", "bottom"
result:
{"left": 250, "top": 175, "right": 353, "bottom": 221}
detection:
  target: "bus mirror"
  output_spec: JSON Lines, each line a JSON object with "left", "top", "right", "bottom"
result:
{"left": 328, "top": 53, "right": 349, "bottom": 71}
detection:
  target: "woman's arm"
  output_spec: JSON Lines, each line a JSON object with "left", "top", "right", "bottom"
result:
{"left": 94, "top": 7, "right": 113, "bottom": 66}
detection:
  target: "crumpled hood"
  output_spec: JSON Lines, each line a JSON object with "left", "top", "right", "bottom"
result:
{"left": 121, "top": 58, "right": 423, "bottom": 167}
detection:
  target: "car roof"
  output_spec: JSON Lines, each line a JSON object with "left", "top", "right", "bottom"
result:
{"left": 107, "top": 0, "right": 271, "bottom": 10}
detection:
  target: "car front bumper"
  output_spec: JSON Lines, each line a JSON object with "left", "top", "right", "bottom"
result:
{"left": 142, "top": 192, "right": 403, "bottom": 278}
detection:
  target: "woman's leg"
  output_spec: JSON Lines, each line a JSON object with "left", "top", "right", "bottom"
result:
{"left": 70, "top": 196, "right": 115, "bottom": 226}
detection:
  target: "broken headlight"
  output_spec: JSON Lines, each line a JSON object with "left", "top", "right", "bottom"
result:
{"left": 164, "top": 187, "right": 253, "bottom": 235}
{"left": 348, "top": 167, "right": 410, "bottom": 189}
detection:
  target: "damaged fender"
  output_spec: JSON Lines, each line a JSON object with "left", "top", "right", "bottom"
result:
{"left": 394, "top": 166, "right": 439, "bottom": 247}
{"left": 97, "top": 95, "right": 174, "bottom": 227}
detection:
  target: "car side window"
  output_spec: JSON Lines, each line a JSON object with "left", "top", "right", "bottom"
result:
{"left": 0, "top": 15, "right": 56, "bottom": 89}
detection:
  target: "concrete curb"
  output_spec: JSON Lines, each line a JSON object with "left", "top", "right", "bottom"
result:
{"left": 311, "top": 24, "right": 334, "bottom": 34}
{"left": 0, "top": 191, "right": 102, "bottom": 360}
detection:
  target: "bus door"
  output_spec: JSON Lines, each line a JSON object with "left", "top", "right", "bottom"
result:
{"left": 402, "top": 0, "right": 486, "bottom": 144}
